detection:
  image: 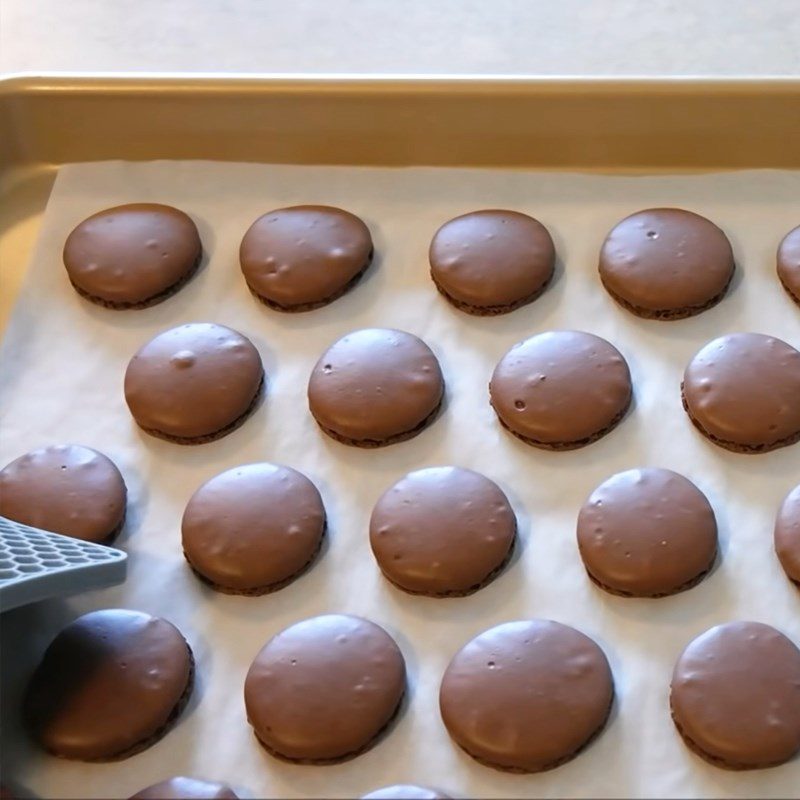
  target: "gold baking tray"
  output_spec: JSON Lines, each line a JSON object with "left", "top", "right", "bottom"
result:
{"left": 1, "top": 74, "right": 798, "bottom": 330}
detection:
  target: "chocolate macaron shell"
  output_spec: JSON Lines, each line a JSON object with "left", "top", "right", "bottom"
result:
{"left": 25, "top": 610, "right": 193, "bottom": 761}
{"left": 244, "top": 614, "right": 406, "bottom": 762}
{"left": 129, "top": 777, "right": 239, "bottom": 799}
{"left": 369, "top": 467, "right": 516, "bottom": 596}
{"left": 777, "top": 226, "right": 800, "bottom": 305}
{"left": 429, "top": 209, "right": 555, "bottom": 314}
{"left": 308, "top": 328, "right": 444, "bottom": 446}
{"left": 240, "top": 205, "right": 373, "bottom": 310}
{"left": 124, "top": 323, "right": 264, "bottom": 443}
{"left": 439, "top": 620, "right": 614, "bottom": 772}
{"left": 670, "top": 621, "right": 800, "bottom": 769}
{"left": 0, "top": 444, "right": 126, "bottom": 543}
{"left": 576, "top": 468, "right": 718, "bottom": 597}
{"left": 682, "top": 333, "right": 800, "bottom": 453}
{"left": 361, "top": 786, "right": 450, "bottom": 800}
{"left": 182, "top": 463, "right": 325, "bottom": 594}
{"left": 489, "top": 330, "right": 632, "bottom": 449}
{"left": 775, "top": 485, "right": 800, "bottom": 586}
{"left": 599, "top": 208, "right": 734, "bottom": 319}
{"left": 63, "top": 204, "right": 201, "bottom": 308}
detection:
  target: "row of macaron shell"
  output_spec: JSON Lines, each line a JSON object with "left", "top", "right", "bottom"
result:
{"left": 63, "top": 204, "right": 800, "bottom": 314}
{"left": 122, "top": 324, "right": 800, "bottom": 454}
{"left": 2, "top": 449, "right": 797, "bottom": 595}
{"left": 24, "top": 609, "right": 800, "bottom": 773}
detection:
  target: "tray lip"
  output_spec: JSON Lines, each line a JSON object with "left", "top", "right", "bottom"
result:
{"left": 2, "top": 71, "right": 800, "bottom": 96}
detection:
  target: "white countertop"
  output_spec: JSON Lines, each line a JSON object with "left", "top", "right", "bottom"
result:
{"left": 1, "top": 0, "right": 798, "bottom": 76}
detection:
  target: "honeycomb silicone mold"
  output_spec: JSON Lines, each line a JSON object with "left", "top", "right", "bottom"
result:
{"left": 0, "top": 516, "right": 126, "bottom": 612}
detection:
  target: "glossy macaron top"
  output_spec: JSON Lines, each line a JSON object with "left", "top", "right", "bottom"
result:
{"left": 370, "top": 466, "right": 515, "bottom": 596}
{"left": 775, "top": 484, "right": 800, "bottom": 585}
{"left": 25, "top": 609, "right": 193, "bottom": 761}
{"left": 182, "top": 463, "right": 325, "bottom": 593}
{"left": 777, "top": 225, "right": 800, "bottom": 304}
{"left": 490, "top": 330, "right": 632, "bottom": 449}
{"left": 308, "top": 328, "right": 444, "bottom": 446}
{"left": 429, "top": 209, "right": 555, "bottom": 313}
{"left": 124, "top": 323, "right": 263, "bottom": 441}
{"left": 439, "top": 619, "right": 613, "bottom": 772}
{"left": 240, "top": 205, "right": 373, "bottom": 309}
{"left": 670, "top": 621, "right": 800, "bottom": 768}
{"left": 64, "top": 203, "right": 201, "bottom": 307}
{"left": 682, "top": 333, "right": 800, "bottom": 452}
{"left": 244, "top": 614, "right": 405, "bottom": 762}
{"left": 599, "top": 207, "right": 734, "bottom": 318}
{"left": 577, "top": 468, "right": 717, "bottom": 597}
{"left": 0, "top": 444, "right": 126, "bottom": 542}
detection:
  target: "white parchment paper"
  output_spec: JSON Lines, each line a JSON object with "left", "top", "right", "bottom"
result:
{"left": 1, "top": 162, "right": 799, "bottom": 800}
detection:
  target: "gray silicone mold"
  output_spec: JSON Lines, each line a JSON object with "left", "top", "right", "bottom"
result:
{"left": 0, "top": 516, "right": 127, "bottom": 612}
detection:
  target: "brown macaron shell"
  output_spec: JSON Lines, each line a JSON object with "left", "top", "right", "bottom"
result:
{"left": 308, "top": 328, "right": 444, "bottom": 447}
{"left": 599, "top": 208, "right": 734, "bottom": 319}
{"left": 244, "top": 614, "right": 406, "bottom": 763}
{"left": 25, "top": 609, "right": 193, "bottom": 761}
{"left": 369, "top": 467, "right": 516, "bottom": 596}
{"left": 577, "top": 468, "right": 718, "bottom": 597}
{"left": 429, "top": 209, "right": 555, "bottom": 315}
{"left": 682, "top": 333, "right": 800, "bottom": 453}
{"left": 489, "top": 330, "right": 632, "bottom": 450}
{"left": 240, "top": 205, "right": 373, "bottom": 311}
{"left": 670, "top": 621, "right": 800, "bottom": 769}
{"left": 182, "top": 463, "right": 325, "bottom": 594}
{"left": 439, "top": 620, "right": 614, "bottom": 773}
{"left": 124, "top": 323, "right": 264, "bottom": 444}
{"left": 778, "top": 226, "right": 800, "bottom": 305}
{"left": 129, "top": 778, "right": 238, "bottom": 800}
{"left": 0, "top": 444, "right": 126, "bottom": 543}
{"left": 775, "top": 485, "right": 800, "bottom": 586}
{"left": 63, "top": 204, "right": 201, "bottom": 308}
{"left": 361, "top": 786, "right": 450, "bottom": 800}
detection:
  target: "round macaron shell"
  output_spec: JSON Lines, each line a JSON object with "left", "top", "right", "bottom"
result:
{"left": 308, "top": 328, "right": 444, "bottom": 445}
{"left": 0, "top": 444, "right": 126, "bottom": 542}
{"left": 682, "top": 333, "right": 800, "bottom": 452}
{"left": 777, "top": 225, "right": 800, "bottom": 304}
{"left": 577, "top": 468, "right": 717, "bottom": 597}
{"left": 670, "top": 621, "right": 800, "bottom": 768}
{"left": 240, "top": 205, "right": 373, "bottom": 309}
{"left": 244, "top": 614, "right": 405, "bottom": 762}
{"left": 182, "top": 463, "right": 325, "bottom": 593}
{"left": 63, "top": 204, "right": 201, "bottom": 306}
{"left": 775, "top": 485, "right": 800, "bottom": 585}
{"left": 25, "top": 610, "right": 193, "bottom": 761}
{"left": 429, "top": 209, "right": 555, "bottom": 312}
{"left": 124, "top": 323, "right": 264, "bottom": 441}
{"left": 599, "top": 208, "right": 734, "bottom": 317}
{"left": 369, "top": 466, "right": 516, "bottom": 595}
{"left": 439, "top": 620, "right": 614, "bottom": 772}
{"left": 489, "top": 330, "right": 632, "bottom": 448}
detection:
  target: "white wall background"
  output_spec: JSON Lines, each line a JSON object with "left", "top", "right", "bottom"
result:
{"left": 1, "top": 0, "right": 798, "bottom": 75}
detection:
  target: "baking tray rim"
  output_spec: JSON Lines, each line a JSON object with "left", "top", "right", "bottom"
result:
{"left": 3, "top": 71, "right": 800, "bottom": 95}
